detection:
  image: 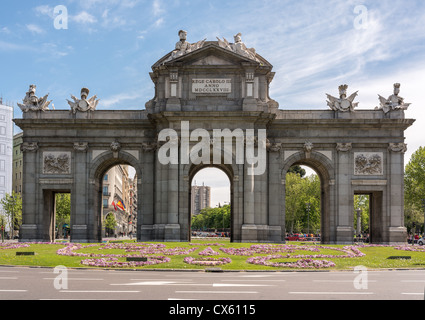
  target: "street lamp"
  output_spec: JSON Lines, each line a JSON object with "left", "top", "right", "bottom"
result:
{"left": 11, "top": 195, "right": 15, "bottom": 240}
{"left": 422, "top": 199, "right": 425, "bottom": 237}
{"left": 306, "top": 203, "right": 311, "bottom": 235}
{"left": 356, "top": 208, "right": 362, "bottom": 237}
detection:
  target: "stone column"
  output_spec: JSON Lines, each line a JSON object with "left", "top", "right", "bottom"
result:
{"left": 388, "top": 143, "right": 408, "bottom": 243}
{"left": 139, "top": 146, "right": 155, "bottom": 241}
{"left": 335, "top": 143, "right": 354, "bottom": 244}
{"left": 19, "top": 142, "right": 40, "bottom": 242}
{"left": 268, "top": 143, "right": 283, "bottom": 242}
{"left": 72, "top": 143, "right": 90, "bottom": 242}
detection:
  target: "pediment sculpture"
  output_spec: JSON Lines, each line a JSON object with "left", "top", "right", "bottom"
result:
{"left": 216, "top": 32, "right": 259, "bottom": 62}
{"left": 377, "top": 83, "right": 411, "bottom": 114}
{"left": 18, "top": 85, "right": 52, "bottom": 113}
{"left": 164, "top": 30, "right": 206, "bottom": 63}
{"left": 67, "top": 88, "right": 100, "bottom": 114}
{"left": 326, "top": 85, "right": 359, "bottom": 112}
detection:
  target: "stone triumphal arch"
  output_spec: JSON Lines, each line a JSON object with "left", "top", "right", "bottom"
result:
{"left": 15, "top": 31, "right": 415, "bottom": 244}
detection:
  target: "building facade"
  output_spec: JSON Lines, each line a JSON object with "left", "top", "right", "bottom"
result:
{"left": 13, "top": 132, "right": 23, "bottom": 195}
{"left": 191, "top": 184, "right": 211, "bottom": 216}
{"left": 0, "top": 99, "right": 13, "bottom": 201}
{"left": 14, "top": 33, "right": 415, "bottom": 244}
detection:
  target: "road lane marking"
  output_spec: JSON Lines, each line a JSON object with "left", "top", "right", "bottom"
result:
{"left": 43, "top": 278, "right": 104, "bottom": 281}
{"left": 289, "top": 292, "right": 374, "bottom": 295}
{"left": 60, "top": 290, "right": 140, "bottom": 293}
{"left": 175, "top": 291, "right": 259, "bottom": 294}
{"left": 213, "top": 283, "right": 274, "bottom": 287}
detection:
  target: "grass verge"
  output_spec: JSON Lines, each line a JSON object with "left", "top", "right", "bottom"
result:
{"left": 0, "top": 239, "right": 424, "bottom": 271}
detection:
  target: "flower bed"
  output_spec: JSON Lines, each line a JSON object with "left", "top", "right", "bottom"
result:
{"left": 80, "top": 256, "right": 170, "bottom": 268}
{"left": 184, "top": 256, "right": 232, "bottom": 266}
{"left": 247, "top": 255, "right": 336, "bottom": 269}
{"left": 0, "top": 243, "right": 30, "bottom": 250}
{"left": 199, "top": 247, "right": 220, "bottom": 256}
{"left": 220, "top": 244, "right": 365, "bottom": 259}
{"left": 395, "top": 246, "right": 425, "bottom": 252}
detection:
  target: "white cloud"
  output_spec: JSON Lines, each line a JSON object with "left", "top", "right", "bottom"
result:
{"left": 152, "top": 0, "right": 165, "bottom": 17}
{"left": 26, "top": 24, "right": 45, "bottom": 34}
{"left": 72, "top": 11, "right": 98, "bottom": 24}
{"left": 34, "top": 5, "right": 55, "bottom": 18}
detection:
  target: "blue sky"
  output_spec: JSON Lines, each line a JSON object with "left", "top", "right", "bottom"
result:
{"left": 1, "top": 0, "right": 425, "bottom": 206}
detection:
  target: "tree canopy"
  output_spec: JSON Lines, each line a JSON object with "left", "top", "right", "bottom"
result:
{"left": 404, "top": 146, "right": 425, "bottom": 233}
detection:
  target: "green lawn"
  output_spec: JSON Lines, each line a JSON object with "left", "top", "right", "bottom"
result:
{"left": 0, "top": 240, "right": 424, "bottom": 271}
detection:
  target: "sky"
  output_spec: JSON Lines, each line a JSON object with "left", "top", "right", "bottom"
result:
{"left": 1, "top": 0, "right": 424, "bottom": 207}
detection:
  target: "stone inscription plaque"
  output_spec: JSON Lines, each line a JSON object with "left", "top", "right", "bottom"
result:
{"left": 192, "top": 79, "right": 232, "bottom": 94}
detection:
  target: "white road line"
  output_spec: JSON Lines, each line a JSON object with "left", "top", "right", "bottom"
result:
{"left": 400, "top": 280, "right": 425, "bottom": 283}
{"left": 59, "top": 290, "right": 140, "bottom": 293}
{"left": 110, "top": 281, "right": 195, "bottom": 286}
{"left": 313, "top": 280, "right": 377, "bottom": 283}
{"left": 213, "top": 283, "right": 274, "bottom": 287}
{"left": 175, "top": 291, "right": 259, "bottom": 294}
{"left": 401, "top": 292, "right": 424, "bottom": 295}
{"left": 289, "top": 292, "right": 374, "bottom": 295}
{"left": 0, "top": 290, "right": 27, "bottom": 292}
{"left": 0, "top": 277, "right": 18, "bottom": 280}
{"left": 43, "top": 278, "right": 104, "bottom": 281}
{"left": 221, "top": 279, "right": 286, "bottom": 282}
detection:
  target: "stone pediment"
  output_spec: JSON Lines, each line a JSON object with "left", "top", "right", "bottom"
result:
{"left": 152, "top": 42, "right": 272, "bottom": 69}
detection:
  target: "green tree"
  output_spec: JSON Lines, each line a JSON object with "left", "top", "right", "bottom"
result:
{"left": 0, "top": 192, "right": 22, "bottom": 239}
{"left": 285, "top": 172, "right": 321, "bottom": 234}
{"left": 191, "top": 205, "right": 231, "bottom": 230}
{"left": 105, "top": 213, "right": 117, "bottom": 236}
{"left": 55, "top": 193, "right": 71, "bottom": 238}
{"left": 288, "top": 165, "right": 306, "bottom": 178}
{"left": 404, "top": 146, "right": 425, "bottom": 233}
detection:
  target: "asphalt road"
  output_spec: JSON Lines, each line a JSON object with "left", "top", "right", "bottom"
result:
{"left": 0, "top": 266, "right": 424, "bottom": 302}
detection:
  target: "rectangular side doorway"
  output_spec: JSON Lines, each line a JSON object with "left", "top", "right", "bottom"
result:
{"left": 43, "top": 190, "right": 71, "bottom": 242}
{"left": 354, "top": 191, "right": 383, "bottom": 244}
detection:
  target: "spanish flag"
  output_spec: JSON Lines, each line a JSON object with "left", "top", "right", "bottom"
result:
{"left": 116, "top": 200, "right": 125, "bottom": 211}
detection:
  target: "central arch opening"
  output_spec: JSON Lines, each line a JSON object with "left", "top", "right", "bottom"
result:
{"left": 282, "top": 153, "right": 333, "bottom": 244}
{"left": 189, "top": 165, "right": 232, "bottom": 242}
{"left": 285, "top": 165, "right": 322, "bottom": 242}
{"left": 101, "top": 164, "right": 137, "bottom": 239}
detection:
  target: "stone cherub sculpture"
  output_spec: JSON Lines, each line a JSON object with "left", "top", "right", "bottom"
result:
{"left": 326, "top": 84, "right": 359, "bottom": 112}
{"left": 164, "top": 30, "right": 206, "bottom": 62}
{"left": 217, "top": 32, "right": 259, "bottom": 62}
{"left": 377, "top": 83, "right": 411, "bottom": 114}
{"left": 67, "top": 88, "right": 100, "bottom": 114}
{"left": 18, "top": 85, "right": 52, "bottom": 112}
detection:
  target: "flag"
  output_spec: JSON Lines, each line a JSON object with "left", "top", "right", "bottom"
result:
{"left": 111, "top": 201, "right": 117, "bottom": 211}
{"left": 116, "top": 200, "right": 125, "bottom": 211}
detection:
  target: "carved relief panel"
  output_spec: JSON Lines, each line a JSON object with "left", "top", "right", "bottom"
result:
{"left": 354, "top": 152, "right": 383, "bottom": 176}
{"left": 43, "top": 152, "right": 71, "bottom": 174}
